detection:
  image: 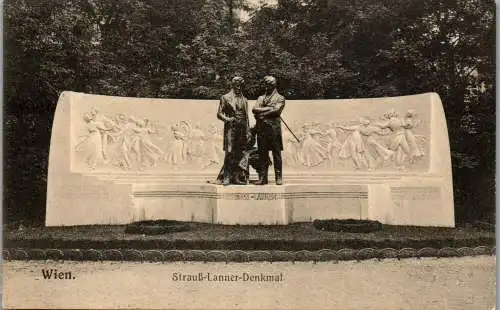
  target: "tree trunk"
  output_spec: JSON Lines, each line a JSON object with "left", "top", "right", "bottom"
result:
{"left": 227, "top": 0, "right": 234, "bottom": 32}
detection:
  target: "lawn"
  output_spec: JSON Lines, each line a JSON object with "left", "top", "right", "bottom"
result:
{"left": 4, "top": 221, "right": 495, "bottom": 251}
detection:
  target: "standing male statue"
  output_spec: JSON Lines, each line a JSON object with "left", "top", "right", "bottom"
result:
{"left": 252, "top": 76, "right": 286, "bottom": 185}
{"left": 216, "top": 76, "right": 250, "bottom": 186}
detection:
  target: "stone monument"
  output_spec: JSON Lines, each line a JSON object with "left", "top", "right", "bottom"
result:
{"left": 46, "top": 91, "right": 454, "bottom": 227}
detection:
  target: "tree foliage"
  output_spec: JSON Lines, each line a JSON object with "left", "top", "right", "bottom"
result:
{"left": 4, "top": 0, "right": 495, "bottom": 225}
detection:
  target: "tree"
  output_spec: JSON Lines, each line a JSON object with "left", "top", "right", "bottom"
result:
{"left": 3, "top": 0, "right": 495, "bottom": 225}
{"left": 4, "top": 0, "right": 99, "bottom": 223}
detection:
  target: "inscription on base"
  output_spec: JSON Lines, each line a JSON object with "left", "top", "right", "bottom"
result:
{"left": 221, "top": 193, "right": 280, "bottom": 200}
{"left": 391, "top": 187, "right": 441, "bottom": 201}
{"left": 391, "top": 187, "right": 442, "bottom": 209}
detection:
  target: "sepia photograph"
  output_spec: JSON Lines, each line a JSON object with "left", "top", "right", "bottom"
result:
{"left": 3, "top": 0, "right": 496, "bottom": 309}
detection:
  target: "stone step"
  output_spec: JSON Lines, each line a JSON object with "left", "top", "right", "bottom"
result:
{"left": 88, "top": 173, "right": 444, "bottom": 185}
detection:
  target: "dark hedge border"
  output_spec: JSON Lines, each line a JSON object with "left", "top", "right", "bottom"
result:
{"left": 313, "top": 219, "right": 383, "bottom": 233}
{"left": 124, "top": 220, "right": 191, "bottom": 235}
{"left": 4, "top": 222, "right": 494, "bottom": 251}
{"left": 4, "top": 236, "right": 494, "bottom": 251}
{"left": 2, "top": 246, "right": 495, "bottom": 262}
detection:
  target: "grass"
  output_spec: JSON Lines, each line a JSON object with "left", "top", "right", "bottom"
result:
{"left": 3, "top": 221, "right": 495, "bottom": 251}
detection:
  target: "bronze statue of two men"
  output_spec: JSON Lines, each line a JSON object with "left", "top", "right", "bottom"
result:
{"left": 216, "top": 76, "right": 285, "bottom": 186}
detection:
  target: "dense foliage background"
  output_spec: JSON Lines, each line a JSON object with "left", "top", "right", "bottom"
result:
{"left": 4, "top": 0, "right": 495, "bottom": 225}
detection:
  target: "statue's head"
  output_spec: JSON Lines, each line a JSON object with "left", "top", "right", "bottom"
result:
{"left": 359, "top": 117, "right": 371, "bottom": 125}
{"left": 231, "top": 76, "right": 245, "bottom": 92}
{"left": 207, "top": 124, "right": 217, "bottom": 134}
{"left": 90, "top": 107, "right": 98, "bottom": 117}
{"left": 136, "top": 119, "right": 146, "bottom": 128}
{"left": 384, "top": 108, "right": 398, "bottom": 119}
{"left": 115, "top": 113, "right": 126, "bottom": 123}
{"left": 83, "top": 112, "right": 93, "bottom": 123}
{"left": 263, "top": 75, "right": 277, "bottom": 92}
{"left": 406, "top": 109, "right": 417, "bottom": 118}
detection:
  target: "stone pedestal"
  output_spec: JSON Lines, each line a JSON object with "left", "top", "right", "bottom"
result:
{"left": 215, "top": 186, "right": 287, "bottom": 225}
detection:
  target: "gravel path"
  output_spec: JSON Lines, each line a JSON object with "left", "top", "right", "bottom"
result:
{"left": 3, "top": 256, "right": 496, "bottom": 309}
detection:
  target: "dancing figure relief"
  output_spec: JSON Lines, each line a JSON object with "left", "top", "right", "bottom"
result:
{"left": 108, "top": 113, "right": 135, "bottom": 170}
{"left": 375, "top": 109, "right": 425, "bottom": 169}
{"left": 337, "top": 117, "right": 393, "bottom": 170}
{"left": 296, "top": 123, "right": 329, "bottom": 167}
{"left": 205, "top": 124, "right": 225, "bottom": 167}
{"left": 282, "top": 122, "right": 341, "bottom": 168}
{"left": 164, "top": 121, "right": 190, "bottom": 167}
{"left": 88, "top": 107, "right": 115, "bottom": 164}
{"left": 76, "top": 108, "right": 167, "bottom": 170}
{"left": 185, "top": 123, "right": 207, "bottom": 165}
{"left": 75, "top": 108, "right": 229, "bottom": 171}
{"left": 403, "top": 110, "right": 425, "bottom": 161}
{"left": 280, "top": 108, "right": 427, "bottom": 170}
{"left": 75, "top": 106, "right": 427, "bottom": 172}
{"left": 282, "top": 129, "right": 300, "bottom": 166}
{"left": 324, "top": 123, "right": 343, "bottom": 168}
{"left": 128, "top": 118, "right": 164, "bottom": 169}
{"left": 75, "top": 112, "right": 113, "bottom": 170}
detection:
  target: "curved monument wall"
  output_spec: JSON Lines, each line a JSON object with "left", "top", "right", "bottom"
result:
{"left": 46, "top": 91, "right": 454, "bottom": 227}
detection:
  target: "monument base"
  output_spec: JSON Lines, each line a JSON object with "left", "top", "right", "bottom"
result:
{"left": 132, "top": 182, "right": 369, "bottom": 226}
{"left": 46, "top": 174, "right": 454, "bottom": 227}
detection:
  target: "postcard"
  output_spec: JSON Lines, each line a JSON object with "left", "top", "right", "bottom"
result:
{"left": 3, "top": 0, "right": 495, "bottom": 309}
